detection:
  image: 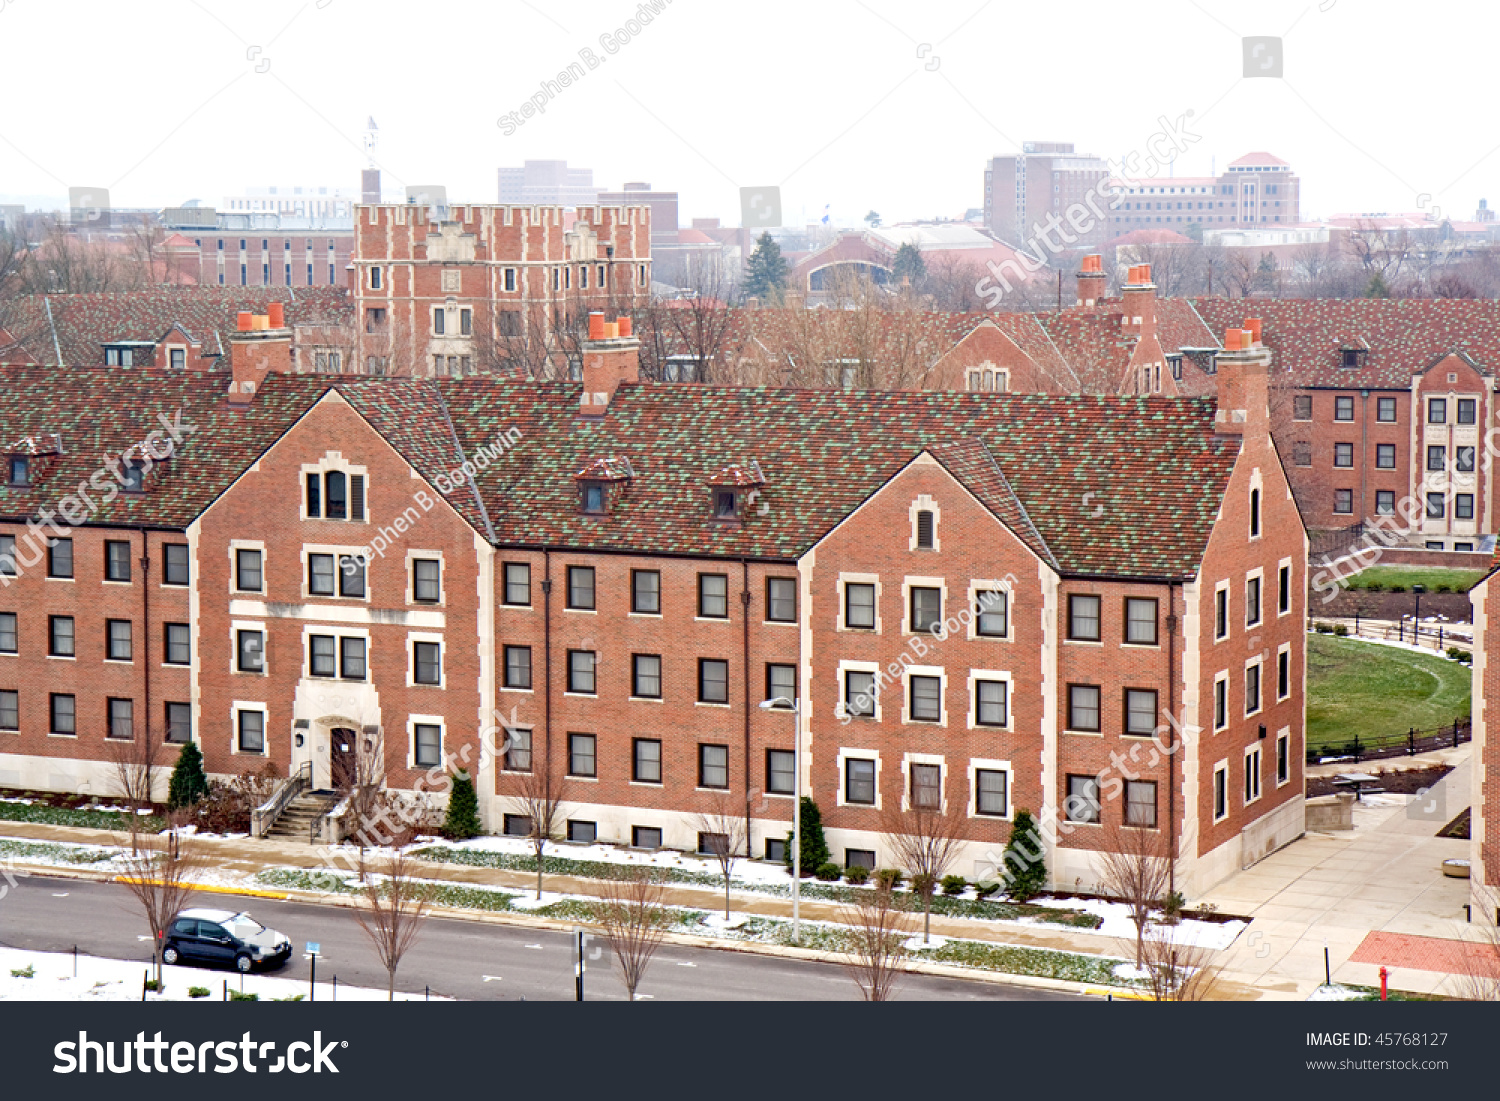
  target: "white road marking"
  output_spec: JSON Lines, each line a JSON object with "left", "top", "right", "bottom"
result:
{"left": 52, "top": 893, "right": 69, "bottom": 898}
{"left": 676, "top": 961, "right": 697, "bottom": 967}
{"left": 524, "top": 944, "right": 544, "bottom": 950}
{"left": 482, "top": 975, "right": 504, "bottom": 983}
{"left": 137, "top": 935, "right": 153, "bottom": 941}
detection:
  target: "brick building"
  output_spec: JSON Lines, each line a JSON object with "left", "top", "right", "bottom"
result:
{"left": 350, "top": 203, "right": 652, "bottom": 378}
{"left": 1108, "top": 152, "right": 1302, "bottom": 235}
{"left": 983, "top": 142, "right": 1111, "bottom": 249}
{"left": 0, "top": 305, "right": 1305, "bottom": 896}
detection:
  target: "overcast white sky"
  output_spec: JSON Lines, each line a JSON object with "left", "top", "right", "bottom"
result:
{"left": 1, "top": 0, "right": 1494, "bottom": 231}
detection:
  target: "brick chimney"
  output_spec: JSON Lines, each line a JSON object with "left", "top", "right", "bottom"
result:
{"left": 1120, "top": 264, "right": 1156, "bottom": 339}
{"left": 579, "top": 311, "right": 639, "bottom": 417}
{"left": 1215, "top": 319, "right": 1272, "bottom": 438}
{"left": 1076, "top": 254, "right": 1106, "bottom": 308}
{"left": 227, "top": 304, "right": 292, "bottom": 405}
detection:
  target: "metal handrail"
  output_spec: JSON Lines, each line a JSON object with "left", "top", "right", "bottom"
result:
{"left": 251, "top": 761, "right": 312, "bottom": 838}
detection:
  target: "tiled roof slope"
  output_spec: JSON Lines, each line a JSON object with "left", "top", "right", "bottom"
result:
{"left": 2, "top": 287, "right": 351, "bottom": 368}
{"left": 437, "top": 380, "right": 1240, "bottom": 577}
{"left": 0, "top": 368, "right": 1242, "bottom": 578}
{"left": 925, "top": 439, "right": 1057, "bottom": 569}
{"left": 1191, "top": 297, "right": 1500, "bottom": 388}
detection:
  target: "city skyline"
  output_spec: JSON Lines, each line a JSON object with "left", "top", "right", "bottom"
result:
{"left": 0, "top": 0, "right": 1496, "bottom": 233}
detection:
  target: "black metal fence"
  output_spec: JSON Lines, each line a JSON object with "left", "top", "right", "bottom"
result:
{"left": 1308, "top": 716, "right": 1471, "bottom": 765}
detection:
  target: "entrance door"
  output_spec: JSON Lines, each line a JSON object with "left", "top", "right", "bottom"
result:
{"left": 330, "top": 728, "right": 358, "bottom": 792}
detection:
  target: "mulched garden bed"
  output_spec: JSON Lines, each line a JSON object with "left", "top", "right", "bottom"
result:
{"left": 1306, "top": 763, "right": 1453, "bottom": 799}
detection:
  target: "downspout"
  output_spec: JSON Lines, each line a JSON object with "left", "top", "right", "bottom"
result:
{"left": 1359, "top": 389, "right": 1369, "bottom": 522}
{"left": 740, "top": 558, "right": 753, "bottom": 858}
{"left": 541, "top": 549, "right": 553, "bottom": 768}
{"left": 140, "top": 536, "right": 151, "bottom": 776}
{"left": 1166, "top": 578, "right": 1180, "bottom": 898}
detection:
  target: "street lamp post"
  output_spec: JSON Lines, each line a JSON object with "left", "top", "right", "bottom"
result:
{"left": 759, "top": 696, "right": 801, "bottom": 944}
{"left": 1412, "top": 584, "right": 1426, "bottom": 646}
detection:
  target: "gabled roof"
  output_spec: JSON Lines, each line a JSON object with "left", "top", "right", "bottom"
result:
{"left": 0, "top": 286, "right": 351, "bottom": 368}
{"left": 0, "top": 368, "right": 1244, "bottom": 579}
{"left": 1191, "top": 297, "right": 1500, "bottom": 388}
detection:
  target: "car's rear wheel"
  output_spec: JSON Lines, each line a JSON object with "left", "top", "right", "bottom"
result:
{"left": 235, "top": 954, "right": 253, "bottom": 974}
{"left": 162, "top": 946, "right": 180, "bottom": 966}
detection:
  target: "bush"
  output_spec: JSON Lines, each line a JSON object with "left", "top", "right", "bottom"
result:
{"left": 1365, "top": 581, "right": 1384, "bottom": 592}
{"left": 1389, "top": 584, "right": 1408, "bottom": 593}
{"left": 940, "top": 874, "right": 967, "bottom": 897}
{"left": 783, "top": 797, "right": 830, "bottom": 875}
{"left": 10, "top": 964, "right": 33, "bottom": 978}
{"left": 188, "top": 986, "right": 211, "bottom": 999}
{"left": 843, "top": 865, "right": 870, "bottom": 885}
{"left": 1435, "top": 583, "right": 1452, "bottom": 593}
{"left": 973, "top": 881, "right": 1001, "bottom": 899}
{"left": 1332, "top": 624, "right": 1349, "bottom": 637}
{"left": 194, "top": 765, "right": 281, "bottom": 835}
{"left": 873, "top": 868, "right": 904, "bottom": 890}
{"left": 227, "top": 990, "right": 259, "bottom": 1002}
{"left": 443, "top": 772, "right": 482, "bottom": 841}
{"left": 167, "top": 742, "right": 211, "bottom": 810}
{"left": 1003, "top": 810, "right": 1048, "bottom": 901}
{"left": 144, "top": 979, "right": 161, "bottom": 992}
{"left": 275, "top": 995, "right": 305, "bottom": 1002}
{"left": 1447, "top": 647, "right": 1473, "bottom": 665}
{"left": 814, "top": 862, "right": 842, "bottom": 882}
{"left": 1314, "top": 622, "right": 1333, "bottom": 634}
{"left": 1161, "top": 890, "right": 1185, "bottom": 925}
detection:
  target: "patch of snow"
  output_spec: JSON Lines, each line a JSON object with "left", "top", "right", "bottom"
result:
{"left": 0, "top": 946, "right": 446, "bottom": 1001}
{"left": 903, "top": 935, "right": 949, "bottom": 951}
{"left": 1308, "top": 983, "right": 1364, "bottom": 1002}
{"left": 1026, "top": 896, "right": 1245, "bottom": 950}
{"left": 508, "top": 891, "right": 570, "bottom": 911}
{"left": 431, "top": 834, "right": 798, "bottom": 887}
{"left": 699, "top": 913, "right": 749, "bottom": 931}
{"left": 1113, "top": 962, "right": 1151, "bottom": 980}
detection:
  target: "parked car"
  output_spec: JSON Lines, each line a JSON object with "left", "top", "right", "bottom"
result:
{"left": 160, "top": 908, "right": 292, "bottom": 973}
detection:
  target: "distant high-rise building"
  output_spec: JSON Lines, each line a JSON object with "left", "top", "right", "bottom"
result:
{"left": 983, "top": 142, "right": 1110, "bottom": 249}
{"left": 496, "top": 160, "right": 599, "bottom": 207}
{"left": 1107, "top": 152, "right": 1301, "bottom": 235}
{"left": 596, "top": 182, "right": 678, "bottom": 249}
{"left": 222, "top": 185, "right": 356, "bottom": 221}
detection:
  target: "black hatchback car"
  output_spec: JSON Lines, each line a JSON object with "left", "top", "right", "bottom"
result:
{"left": 160, "top": 908, "right": 293, "bottom": 973}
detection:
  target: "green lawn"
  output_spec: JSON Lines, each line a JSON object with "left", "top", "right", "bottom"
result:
{"left": 1341, "top": 565, "right": 1486, "bottom": 593}
{"left": 1306, "top": 634, "right": 1471, "bottom": 753}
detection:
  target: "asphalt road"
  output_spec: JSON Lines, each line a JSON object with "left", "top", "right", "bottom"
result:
{"left": 0, "top": 873, "right": 1080, "bottom": 1002}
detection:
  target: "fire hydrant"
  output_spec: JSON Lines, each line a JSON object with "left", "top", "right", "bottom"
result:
{"left": 1379, "top": 966, "right": 1389, "bottom": 1001}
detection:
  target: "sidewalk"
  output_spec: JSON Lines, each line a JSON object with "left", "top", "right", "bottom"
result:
{"left": 1201, "top": 744, "right": 1476, "bottom": 1000}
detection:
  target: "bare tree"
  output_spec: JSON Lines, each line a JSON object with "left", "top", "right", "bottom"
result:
{"left": 692, "top": 791, "right": 749, "bottom": 921}
{"left": 508, "top": 742, "right": 570, "bottom": 900}
{"left": 334, "top": 725, "right": 387, "bottom": 849}
{"left": 879, "top": 786, "right": 967, "bottom": 944}
{"left": 108, "top": 729, "right": 162, "bottom": 856}
{"left": 354, "top": 850, "right": 434, "bottom": 1001}
{"left": 118, "top": 829, "right": 203, "bottom": 990}
{"left": 1140, "top": 924, "right": 1216, "bottom": 1001}
{"left": 588, "top": 867, "right": 672, "bottom": 1001}
{"left": 840, "top": 884, "right": 916, "bottom": 1002}
{"left": 1096, "top": 821, "right": 1173, "bottom": 968}
{"left": 1455, "top": 887, "right": 1500, "bottom": 1001}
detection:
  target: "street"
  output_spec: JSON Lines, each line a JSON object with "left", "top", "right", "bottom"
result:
{"left": 0, "top": 873, "right": 1080, "bottom": 1002}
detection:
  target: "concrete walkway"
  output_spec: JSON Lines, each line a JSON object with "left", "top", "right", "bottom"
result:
{"left": 1201, "top": 744, "right": 1477, "bottom": 999}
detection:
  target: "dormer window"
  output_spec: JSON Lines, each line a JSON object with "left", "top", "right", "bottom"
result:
{"left": 169, "top": 348, "right": 186, "bottom": 369}
{"left": 581, "top": 482, "right": 606, "bottom": 515}
{"left": 1339, "top": 348, "right": 1367, "bottom": 368}
{"left": 104, "top": 346, "right": 135, "bottom": 367}
{"left": 120, "top": 460, "right": 145, "bottom": 494}
{"left": 7, "top": 456, "right": 29, "bottom": 487}
{"left": 714, "top": 489, "right": 738, "bottom": 520}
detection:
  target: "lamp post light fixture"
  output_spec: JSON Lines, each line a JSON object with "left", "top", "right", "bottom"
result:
{"left": 759, "top": 696, "right": 801, "bottom": 943}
